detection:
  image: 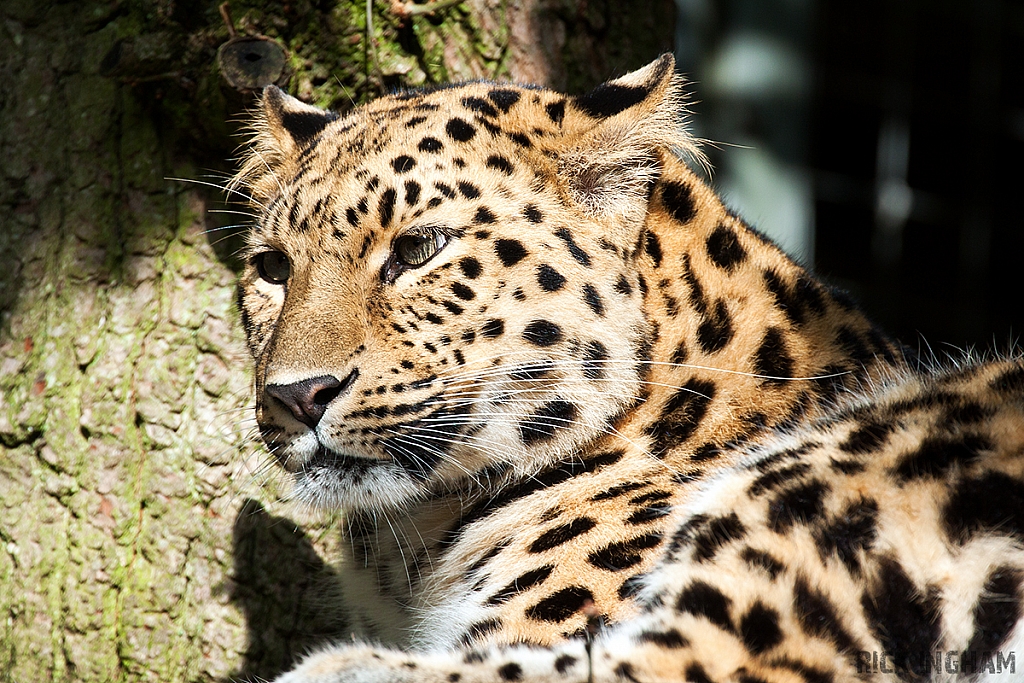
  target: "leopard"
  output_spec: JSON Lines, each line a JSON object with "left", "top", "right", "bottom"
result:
{"left": 231, "top": 54, "right": 1024, "bottom": 682}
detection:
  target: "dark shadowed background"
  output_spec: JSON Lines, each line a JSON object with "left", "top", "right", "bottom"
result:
{"left": 678, "top": 0, "right": 1023, "bottom": 350}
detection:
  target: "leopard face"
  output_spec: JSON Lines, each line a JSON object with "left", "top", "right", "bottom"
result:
{"left": 236, "top": 58, "right": 688, "bottom": 513}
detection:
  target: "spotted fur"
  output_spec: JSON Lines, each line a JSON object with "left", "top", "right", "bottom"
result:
{"left": 233, "top": 55, "right": 1024, "bottom": 682}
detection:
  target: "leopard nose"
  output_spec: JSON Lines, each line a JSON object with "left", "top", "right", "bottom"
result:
{"left": 265, "top": 370, "right": 358, "bottom": 428}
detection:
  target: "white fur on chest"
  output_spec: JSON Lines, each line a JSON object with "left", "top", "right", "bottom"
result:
{"left": 338, "top": 496, "right": 488, "bottom": 649}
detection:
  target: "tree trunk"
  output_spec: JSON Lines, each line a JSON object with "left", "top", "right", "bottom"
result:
{"left": 0, "top": 1, "right": 673, "bottom": 680}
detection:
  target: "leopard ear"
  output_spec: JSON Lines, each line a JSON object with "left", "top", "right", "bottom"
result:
{"left": 258, "top": 86, "right": 338, "bottom": 156}
{"left": 555, "top": 54, "right": 699, "bottom": 236}
{"left": 232, "top": 87, "right": 338, "bottom": 204}
{"left": 572, "top": 53, "right": 677, "bottom": 121}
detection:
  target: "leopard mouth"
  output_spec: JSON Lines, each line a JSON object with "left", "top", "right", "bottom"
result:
{"left": 303, "top": 446, "right": 383, "bottom": 475}
{"left": 290, "top": 445, "right": 424, "bottom": 512}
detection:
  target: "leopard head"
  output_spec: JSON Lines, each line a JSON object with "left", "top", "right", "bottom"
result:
{"left": 233, "top": 55, "right": 696, "bottom": 512}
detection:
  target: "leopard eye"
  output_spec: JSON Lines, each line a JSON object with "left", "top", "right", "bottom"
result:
{"left": 254, "top": 251, "right": 291, "bottom": 284}
{"left": 394, "top": 231, "right": 448, "bottom": 267}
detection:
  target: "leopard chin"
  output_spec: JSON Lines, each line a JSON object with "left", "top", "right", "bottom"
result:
{"left": 289, "top": 447, "right": 424, "bottom": 513}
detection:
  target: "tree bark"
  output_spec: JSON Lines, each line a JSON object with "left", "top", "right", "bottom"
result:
{"left": 0, "top": 1, "right": 673, "bottom": 680}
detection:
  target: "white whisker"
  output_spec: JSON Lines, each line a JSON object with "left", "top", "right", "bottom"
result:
{"left": 166, "top": 176, "right": 269, "bottom": 210}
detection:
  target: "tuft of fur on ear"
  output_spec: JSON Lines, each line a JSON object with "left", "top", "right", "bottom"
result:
{"left": 557, "top": 122, "right": 664, "bottom": 227}
{"left": 231, "top": 86, "right": 338, "bottom": 205}
{"left": 555, "top": 55, "right": 702, "bottom": 235}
